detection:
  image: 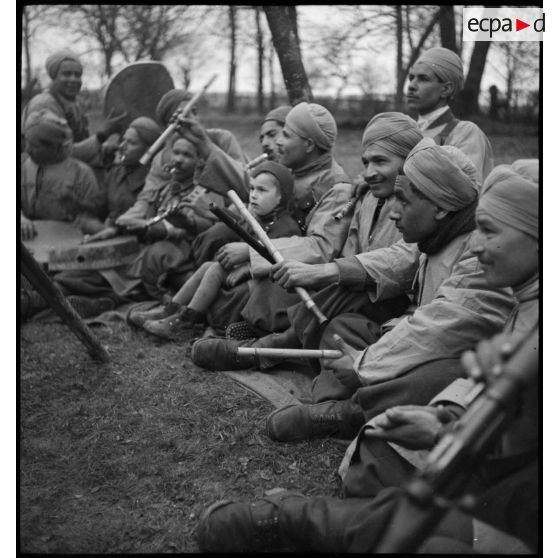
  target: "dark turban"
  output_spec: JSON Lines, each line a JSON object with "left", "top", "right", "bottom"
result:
{"left": 45, "top": 50, "right": 82, "bottom": 80}
{"left": 285, "top": 102, "right": 337, "bottom": 151}
{"left": 263, "top": 106, "right": 291, "bottom": 126}
{"left": 478, "top": 164, "right": 539, "bottom": 240}
{"left": 404, "top": 138, "right": 478, "bottom": 211}
{"left": 155, "top": 89, "right": 193, "bottom": 126}
{"left": 413, "top": 47, "right": 464, "bottom": 94}
{"left": 24, "top": 109, "right": 72, "bottom": 146}
{"left": 362, "top": 112, "right": 423, "bottom": 158}
{"left": 253, "top": 161, "right": 294, "bottom": 208}
{"left": 128, "top": 117, "right": 162, "bottom": 147}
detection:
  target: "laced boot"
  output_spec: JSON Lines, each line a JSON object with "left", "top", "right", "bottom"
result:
{"left": 126, "top": 301, "right": 180, "bottom": 328}
{"left": 266, "top": 399, "right": 365, "bottom": 442}
{"left": 196, "top": 490, "right": 309, "bottom": 552}
{"left": 20, "top": 288, "right": 48, "bottom": 320}
{"left": 225, "top": 320, "right": 259, "bottom": 340}
{"left": 190, "top": 337, "right": 258, "bottom": 371}
{"left": 143, "top": 307, "right": 203, "bottom": 341}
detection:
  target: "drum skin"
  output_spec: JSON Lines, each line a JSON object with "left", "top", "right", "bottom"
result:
{"left": 103, "top": 61, "right": 175, "bottom": 130}
{"left": 23, "top": 220, "right": 141, "bottom": 270}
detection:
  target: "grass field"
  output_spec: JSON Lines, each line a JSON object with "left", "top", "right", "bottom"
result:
{"left": 20, "top": 111, "right": 539, "bottom": 553}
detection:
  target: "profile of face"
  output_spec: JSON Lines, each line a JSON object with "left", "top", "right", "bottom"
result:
{"left": 248, "top": 172, "right": 283, "bottom": 217}
{"left": 406, "top": 64, "right": 453, "bottom": 115}
{"left": 275, "top": 125, "right": 312, "bottom": 170}
{"left": 51, "top": 60, "right": 83, "bottom": 101}
{"left": 390, "top": 176, "right": 447, "bottom": 243}
{"left": 471, "top": 213, "right": 539, "bottom": 288}
{"left": 170, "top": 138, "right": 198, "bottom": 180}
{"left": 118, "top": 128, "right": 147, "bottom": 167}
{"left": 361, "top": 144, "right": 405, "bottom": 199}
{"left": 259, "top": 120, "right": 283, "bottom": 161}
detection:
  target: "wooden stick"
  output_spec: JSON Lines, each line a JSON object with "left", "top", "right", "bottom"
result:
{"left": 209, "top": 203, "right": 274, "bottom": 263}
{"left": 227, "top": 189, "right": 328, "bottom": 325}
{"left": 237, "top": 347, "right": 343, "bottom": 359}
{"left": 245, "top": 153, "right": 268, "bottom": 171}
{"left": 140, "top": 73, "right": 218, "bottom": 166}
{"left": 20, "top": 242, "right": 110, "bottom": 362}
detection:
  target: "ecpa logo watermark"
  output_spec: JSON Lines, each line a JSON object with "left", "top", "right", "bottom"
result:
{"left": 463, "top": 7, "right": 544, "bottom": 41}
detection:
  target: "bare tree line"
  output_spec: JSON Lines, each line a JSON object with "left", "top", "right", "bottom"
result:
{"left": 21, "top": 4, "right": 539, "bottom": 118}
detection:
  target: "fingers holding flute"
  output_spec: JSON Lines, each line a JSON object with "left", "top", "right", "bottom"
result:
{"left": 174, "top": 116, "right": 212, "bottom": 159}
{"left": 322, "top": 333, "right": 363, "bottom": 388}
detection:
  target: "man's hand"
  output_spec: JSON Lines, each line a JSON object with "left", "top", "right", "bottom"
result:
{"left": 174, "top": 116, "right": 212, "bottom": 159}
{"left": 181, "top": 198, "right": 214, "bottom": 221}
{"left": 322, "top": 334, "right": 362, "bottom": 388}
{"left": 21, "top": 214, "right": 36, "bottom": 240}
{"left": 461, "top": 333, "right": 519, "bottom": 384}
{"left": 216, "top": 242, "right": 250, "bottom": 270}
{"left": 116, "top": 217, "right": 148, "bottom": 232}
{"left": 99, "top": 109, "right": 128, "bottom": 138}
{"left": 271, "top": 261, "right": 340, "bottom": 289}
{"left": 82, "top": 226, "right": 119, "bottom": 244}
{"left": 366, "top": 405, "right": 455, "bottom": 450}
{"left": 225, "top": 264, "right": 251, "bottom": 288}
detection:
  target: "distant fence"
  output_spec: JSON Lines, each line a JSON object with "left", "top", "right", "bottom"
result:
{"left": 21, "top": 87, "right": 538, "bottom": 129}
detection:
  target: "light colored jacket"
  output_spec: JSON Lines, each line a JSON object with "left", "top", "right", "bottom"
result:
{"left": 422, "top": 117, "right": 494, "bottom": 182}
{"left": 249, "top": 160, "right": 353, "bottom": 276}
{"left": 21, "top": 156, "right": 105, "bottom": 222}
{"left": 352, "top": 232, "right": 515, "bottom": 385}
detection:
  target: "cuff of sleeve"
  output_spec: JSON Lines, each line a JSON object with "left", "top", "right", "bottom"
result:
{"left": 335, "top": 256, "right": 369, "bottom": 290}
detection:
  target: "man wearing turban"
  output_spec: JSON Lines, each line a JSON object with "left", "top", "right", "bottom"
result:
{"left": 22, "top": 50, "right": 128, "bottom": 170}
{"left": 194, "top": 164, "right": 538, "bottom": 556}
{"left": 263, "top": 139, "right": 513, "bottom": 443}
{"left": 190, "top": 101, "right": 356, "bottom": 362}
{"left": 115, "top": 88, "right": 248, "bottom": 226}
{"left": 20, "top": 109, "right": 106, "bottom": 238}
{"left": 191, "top": 112, "right": 423, "bottom": 371}
{"left": 407, "top": 47, "right": 494, "bottom": 181}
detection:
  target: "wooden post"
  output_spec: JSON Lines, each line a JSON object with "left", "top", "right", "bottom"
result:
{"left": 20, "top": 242, "right": 110, "bottom": 362}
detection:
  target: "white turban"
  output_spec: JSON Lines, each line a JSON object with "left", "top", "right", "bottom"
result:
{"left": 285, "top": 102, "right": 337, "bottom": 151}
{"left": 478, "top": 164, "right": 539, "bottom": 240}
{"left": 404, "top": 138, "right": 478, "bottom": 211}
{"left": 362, "top": 112, "right": 422, "bottom": 158}
{"left": 412, "top": 47, "right": 464, "bottom": 94}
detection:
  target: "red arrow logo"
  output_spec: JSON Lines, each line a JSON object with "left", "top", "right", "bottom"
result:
{"left": 516, "top": 18, "right": 530, "bottom": 31}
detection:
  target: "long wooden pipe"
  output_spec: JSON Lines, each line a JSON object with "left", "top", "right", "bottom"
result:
{"left": 140, "top": 73, "right": 218, "bottom": 166}
{"left": 227, "top": 189, "right": 328, "bottom": 325}
{"left": 237, "top": 347, "right": 342, "bottom": 359}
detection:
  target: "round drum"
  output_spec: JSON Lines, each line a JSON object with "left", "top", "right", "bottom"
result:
{"left": 103, "top": 61, "right": 175, "bottom": 130}
{"left": 48, "top": 236, "right": 141, "bottom": 271}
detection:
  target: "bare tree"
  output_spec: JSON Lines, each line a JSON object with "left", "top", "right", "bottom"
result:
{"left": 255, "top": 6, "right": 265, "bottom": 113}
{"left": 439, "top": 6, "right": 457, "bottom": 53}
{"left": 455, "top": 42, "right": 491, "bottom": 116}
{"left": 263, "top": 5, "right": 312, "bottom": 105}
{"left": 226, "top": 5, "right": 237, "bottom": 112}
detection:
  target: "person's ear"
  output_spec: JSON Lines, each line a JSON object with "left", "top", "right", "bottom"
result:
{"left": 440, "top": 81, "right": 455, "bottom": 100}
{"left": 305, "top": 137, "right": 316, "bottom": 154}
{"left": 434, "top": 207, "right": 450, "bottom": 221}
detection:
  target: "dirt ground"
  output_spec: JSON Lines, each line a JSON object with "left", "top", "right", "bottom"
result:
{"left": 20, "top": 319, "right": 348, "bottom": 553}
{"left": 19, "top": 114, "right": 539, "bottom": 553}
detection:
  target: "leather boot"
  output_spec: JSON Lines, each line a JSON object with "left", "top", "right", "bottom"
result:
{"left": 266, "top": 399, "right": 364, "bottom": 442}
{"left": 190, "top": 337, "right": 258, "bottom": 371}
{"left": 197, "top": 491, "right": 309, "bottom": 552}
{"left": 143, "top": 307, "right": 203, "bottom": 340}
{"left": 126, "top": 301, "right": 180, "bottom": 328}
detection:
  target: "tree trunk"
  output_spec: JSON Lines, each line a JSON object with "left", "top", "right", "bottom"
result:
{"left": 226, "top": 5, "right": 237, "bottom": 113}
{"left": 255, "top": 6, "right": 265, "bottom": 114}
{"left": 455, "top": 41, "right": 491, "bottom": 117}
{"left": 263, "top": 5, "right": 312, "bottom": 105}
{"left": 439, "top": 6, "right": 457, "bottom": 53}
{"left": 395, "top": 6, "right": 404, "bottom": 110}
{"left": 268, "top": 39, "right": 276, "bottom": 109}
{"left": 22, "top": 8, "right": 32, "bottom": 90}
